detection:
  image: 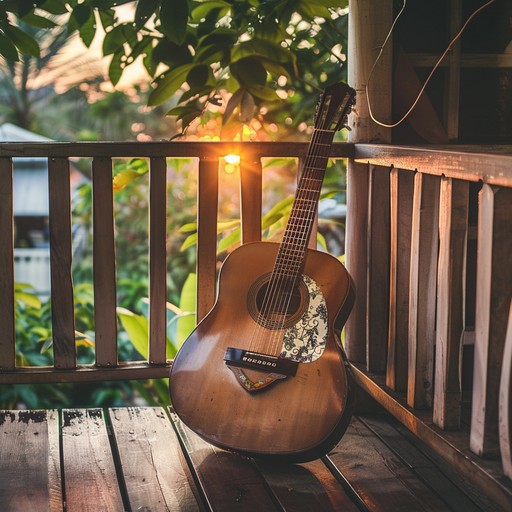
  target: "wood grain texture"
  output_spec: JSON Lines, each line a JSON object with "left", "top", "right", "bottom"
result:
{"left": 92, "top": 157, "right": 118, "bottom": 367}
{"left": 499, "top": 303, "right": 512, "bottom": 479}
{"left": 433, "top": 177, "right": 468, "bottom": 430}
{"left": 330, "top": 416, "right": 451, "bottom": 512}
{"left": 0, "top": 157, "right": 15, "bottom": 369}
{"left": 109, "top": 407, "right": 201, "bottom": 511}
{"left": 240, "top": 153, "right": 262, "bottom": 244}
{"left": 347, "top": 0, "right": 393, "bottom": 143}
{"left": 170, "top": 409, "right": 280, "bottom": 511}
{"left": 48, "top": 157, "right": 76, "bottom": 369}
{"left": 0, "top": 410, "right": 62, "bottom": 512}
{"left": 196, "top": 157, "right": 219, "bottom": 322}
{"left": 170, "top": 242, "right": 354, "bottom": 461}
{"left": 387, "top": 168, "right": 414, "bottom": 391}
{"left": 149, "top": 157, "right": 168, "bottom": 364}
{"left": 408, "top": 173, "right": 440, "bottom": 408}
{"left": 257, "top": 457, "right": 360, "bottom": 511}
{"left": 345, "top": 160, "right": 369, "bottom": 363}
{"left": 471, "top": 185, "right": 512, "bottom": 455}
{"left": 61, "top": 409, "right": 124, "bottom": 511}
{"left": 366, "top": 165, "right": 390, "bottom": 372}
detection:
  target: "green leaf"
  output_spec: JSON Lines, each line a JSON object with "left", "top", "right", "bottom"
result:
{"left": 231, "top": 57, "right": 267, "bottom": 86}
{"left": 191, "top": 1, "right": 231, "bottom": 21}
{"left": 103, "top": 25, "right": 128, "bottom": 55}
{"left": 176, "top": 273, "right": 197, "bottom": 346}
{"left": 20, "top": 13, "right": 57, "bottom": 29}
{"left": 15, "top": 291, "right": 42, "bottom": 310}
{"left": 116, "top": 307, "right": 149, "bottom": 359}
{"left": 108, "top": 49, "right": 124, "bottom": 86}
{"left": 0, "top": 31, "right": 19, "bottom": 61}
{"left": 113, "top": 170, "right": 142, "bottom": 191}
{"left": 134, "top": 0, "right": 160, "bottom": 28}
{"left": 40, "top": 0, "right": 69, "bottom": 15}
{"left": 78, "top": 11, "right": 97, "bottom": 47}
{"left": 148, "top": 63, "right": 196, "bottom": 106}
{"left": 72, "top": 3, "right": 92, "bottom": 27}
{"left": 160, "top": 0, "right": 189, "bottom": 45}
{"left": 3, "top": 24, "right": 40, "bottom": 57}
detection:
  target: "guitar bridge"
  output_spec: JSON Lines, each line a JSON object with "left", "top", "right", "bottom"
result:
{"left": 224, "top": 347, "right": 298, "bottom": 377}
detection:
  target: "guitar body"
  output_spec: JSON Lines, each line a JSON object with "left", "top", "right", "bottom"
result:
{"left": 170, "top": 241, "right": 355, "bottom": 462}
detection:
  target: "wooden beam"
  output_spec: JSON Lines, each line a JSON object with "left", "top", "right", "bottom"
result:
{"left": 499, "top": 303, "right": 512, "bottom": 479}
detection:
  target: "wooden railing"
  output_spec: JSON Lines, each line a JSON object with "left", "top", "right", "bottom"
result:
{"left": 345, "top": 144, "right": 512, "bottom": 509}
{"left": 0, "top": 141, "right": 352, "bottom": 384}
{"left": 1, "top": 140, "right": 511, "bottom": 507}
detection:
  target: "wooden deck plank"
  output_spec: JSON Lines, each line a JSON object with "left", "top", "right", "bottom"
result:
{"left": 169, "top": 409, "right": 281, "bottom": 511}
{"left": 256, "top": 458, "right": 361, "bottom": 512}
{"left": 0, "top": 410, "right": 62, "bottom": 512}
{"left": 109, "top": 407, "right": 201, "bottom": 511}
{"left": 329, "top": 416, "right": 452, "bottom": 512}
{"left": 61, "top": 409, "right": 124, "bottom": 511}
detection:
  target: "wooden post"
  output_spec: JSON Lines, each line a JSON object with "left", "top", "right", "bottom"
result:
{"left": 366, "top": 165, "right": 390, "bottom": 372}
{"left": 149, "top": 157, "right": 168, "bottom": 365}
{"left": 345, "top": 0, "right": 393, "bottom": 363}
{"left": 499, "top": 302, "right": 512, "bottom": 479}
{"left": 0, "top": 158, "right": 15, "bottom": 370}
{"left": 433, "top": 177, "right": 468, "bottom": 430}
{"left": 240, "top": 153, "right": 262, "bottom": 244}
{"left": 471, "top": 185, "right": 512, "bottom": 455}
{"left": 387, "top": 168, "right": 414, "bottom": 391}
{"left": 408, "top": 173, "right": 440, "bottom": 408}
{"left": 196, "top": 157, "right": 219, "bottom": 322}
{"left": 92, "top": 157, "right": 118, "bottom": 367}
{"left": 48, "top": 157, "right": 76, "bottom": 370}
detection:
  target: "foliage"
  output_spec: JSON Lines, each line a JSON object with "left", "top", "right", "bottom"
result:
{"left": 0, "top": 0, "right": 349, "bottom": 137}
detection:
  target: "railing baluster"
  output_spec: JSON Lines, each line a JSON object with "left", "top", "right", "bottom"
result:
{"left": 499, "top": 302, "right": 512, "bottom": 479}
{"left": 471, "top": 184, "right": 512, "bottom": 455}
{"left": 149, "top": 157, "right": 168, "bottom": 365}
{"left": 240, "top": 153, "right": 262, "bottom": 244}
{"left": 196, "top": 157, "right": 219, "bottom": 322}
{"left": 387, "top": 168, "right": 414, "bottom": 392}
{"left": 366, "top": 165, "right": 390, "bottom": 372}
{"left": 92, "top": 157, "right": 118, "bottom": 367}
{"left": 48, "top": 157, "right": 76, "bottom": 369}
{"left": 434, "top": 177, "right": 468, "bottom": 430}
{"left": 345, "top": 160, "right": 369, "bottom": 363}
{"left": 0, "top": 157, "right": 15, "bottom": 370}
{"left": 408, "top": 173, "right": 440, "bottom": 409}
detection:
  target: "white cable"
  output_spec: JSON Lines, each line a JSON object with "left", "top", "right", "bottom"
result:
{"left": 366, "top": 0, "right": 497, "bottom": 128}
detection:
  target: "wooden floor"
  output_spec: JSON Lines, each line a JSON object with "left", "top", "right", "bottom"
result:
{"left": 0, "top": 405, "right": 501, "bottom": 511}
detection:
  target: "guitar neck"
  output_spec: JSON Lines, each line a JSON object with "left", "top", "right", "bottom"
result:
{"left": 274, "top": 128, "right": 336, "bottom": 280}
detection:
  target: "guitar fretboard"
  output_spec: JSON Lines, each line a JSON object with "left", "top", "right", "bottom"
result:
{"left": 272, "top": 128, "right": 336, "bottom": 281}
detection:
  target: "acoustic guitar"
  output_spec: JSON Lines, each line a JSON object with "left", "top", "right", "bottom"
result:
{"left": 170, "top": 82, "right": 356, "bottom": 462}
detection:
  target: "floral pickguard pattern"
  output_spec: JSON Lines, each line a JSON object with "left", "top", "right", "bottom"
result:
{"left": 280, "top": 274, "right": 328, "bottom": 363}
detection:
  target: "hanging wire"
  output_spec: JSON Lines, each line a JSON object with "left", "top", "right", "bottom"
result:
{"left": 366, "top": 0, "right": 498, "bottom": 128}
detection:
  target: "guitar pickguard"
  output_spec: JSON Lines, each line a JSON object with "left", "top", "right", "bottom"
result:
{"left": 280, "top": 274, "right": 328, "bottom": 363}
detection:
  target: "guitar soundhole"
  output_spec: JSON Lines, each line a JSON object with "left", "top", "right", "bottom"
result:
{"left": 248, "top": 274, "right": 308, "bottom": 329}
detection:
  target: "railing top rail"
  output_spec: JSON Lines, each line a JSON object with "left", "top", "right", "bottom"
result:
{"left": 0, "top": 140, "right": 354, "bottom": 159}
{"left": 354, "top": 143, "right": 512, "bottom": 187}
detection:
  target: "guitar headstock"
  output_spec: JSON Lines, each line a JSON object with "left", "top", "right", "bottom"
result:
{"left": 314, "top": 82, "right": 356, "bottom": 132}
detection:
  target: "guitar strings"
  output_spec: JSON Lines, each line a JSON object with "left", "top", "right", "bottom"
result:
{"left": 249, "top": 125, "right": 334, "bottom": 357}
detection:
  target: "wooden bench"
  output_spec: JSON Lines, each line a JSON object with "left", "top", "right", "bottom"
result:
{"left": 0, "top": 401, "right": 496, "bottom": 511}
